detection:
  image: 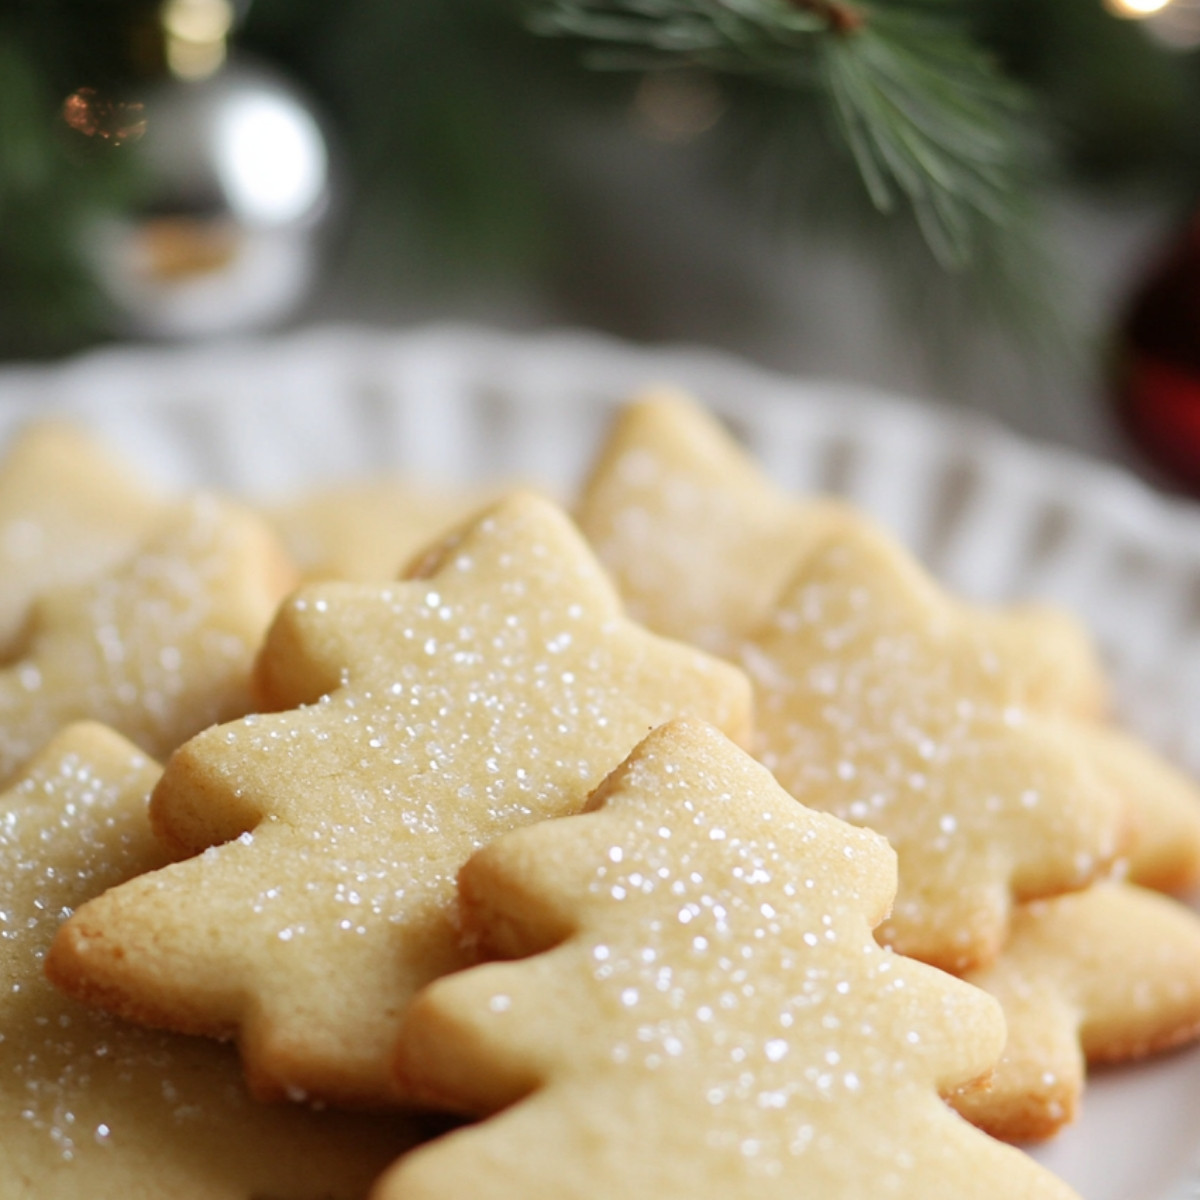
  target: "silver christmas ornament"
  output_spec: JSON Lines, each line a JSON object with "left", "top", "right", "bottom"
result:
{"left": 88, "top": 53, "right": 335, "bottom": 339}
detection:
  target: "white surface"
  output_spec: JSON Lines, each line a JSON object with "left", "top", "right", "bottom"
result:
{"left": 3, "top": 322, "right": 1200, "bottom": 1199}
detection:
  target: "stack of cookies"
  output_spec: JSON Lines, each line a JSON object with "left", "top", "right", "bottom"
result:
{"left": 1, "top": 399, "right": 1198, "bottom": 1199}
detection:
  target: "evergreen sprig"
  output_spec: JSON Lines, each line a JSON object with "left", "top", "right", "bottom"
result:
{"left": 526, "top": 0, "right": 1033, "bottom": 267}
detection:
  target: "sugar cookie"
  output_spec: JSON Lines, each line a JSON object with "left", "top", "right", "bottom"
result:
{"left": 48, "top": 492, "right": 752, "bottom": 1109}
{"left": 8, "top": 723, "right": 419, "bottom": 1199}
{"left": 951, "top": 882, "right": 1200, "bottom": 1142}
{"left": 0, "top": 493, "right": 296, "bottom": 786}
{"left": 378, "top": 718, "right": 1079, "bottom": 1200}
{"left": 575, "top": 387, "right": 857, "bottom": 656}
{"left": 0, "top": 422, "right": 165, "bottom": 660}
{"left": 741, "top": 519, "right": 1126, "bottom": 972}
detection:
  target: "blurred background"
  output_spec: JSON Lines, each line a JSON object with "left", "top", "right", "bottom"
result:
{"left": 3, "top": 0, "right": 1200, "bottom": 484}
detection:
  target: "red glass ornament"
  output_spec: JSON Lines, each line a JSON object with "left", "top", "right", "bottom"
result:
{"left": 1116, "top": 210, "right": 1200, "bottom": 490}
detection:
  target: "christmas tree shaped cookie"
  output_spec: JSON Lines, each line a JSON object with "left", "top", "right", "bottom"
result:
{"left": 742, "top": 519, "right": 1126, "bottom": 972}
{"left": 377, "top": 718, "right": 1079, "bottom": 1200}
{"left": 0, "top": 422, "right": 165, "bottom": 659}
{"left": 575, "top": 389, "right": 1108, "bottom": 717}
{"left": 48, "top": 493, "right": 752, "bottom": 1108}
{"left": 3, "top": 723, "right": 418, "bottom": 1199}
{"left": 575, "top": 387, "right": 858, "bottom": 657}
{"left": 951, "top": 881, "right": 1200, "bottom": 1142}
{"left": 0, "top": 492, "right": 296, "bottom": 785}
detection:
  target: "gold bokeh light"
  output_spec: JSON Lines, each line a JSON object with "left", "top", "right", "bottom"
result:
{"left": 161, "top": 0, "right": 235, "bottom": 80}
{"left": 1105, "top": 0, "right": 1174, "bottom": 17}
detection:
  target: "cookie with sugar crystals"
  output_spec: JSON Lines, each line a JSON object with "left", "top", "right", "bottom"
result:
{"left": 8, "top": 723, "right": 418, "bottom": 1199}
{"left": 575, "top": 388, "right": 1109, "bottom": 718}
{"left": 0, "top": 492, "right": 296, "bottom": 786}
{"left": 377, "top": 718, "right": 1079, "bottom": 1200}
{"left": 48, "top": 492, "right": 752, "bottom": 1109}
{"left": 0, "top": 421, "right": 165, "bottom": 659}
{"left": 269, "top": 477, "right": 500, "bottom": 582}
{"left": 741, "top": 519, "right": 1126, "bottom": 973}
{"left": 575, "top": 387, "right": 857, "bottom": 657}
{"left": 1078, "top": 726, "right": 1200, "bottom": 894}
{"left": 951, "top": 882, "right": 1200, "bottom": 1142}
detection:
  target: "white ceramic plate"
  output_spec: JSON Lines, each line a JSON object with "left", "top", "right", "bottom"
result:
{"left": 3, "top": 322, "right": 1200, "bottom": 1199}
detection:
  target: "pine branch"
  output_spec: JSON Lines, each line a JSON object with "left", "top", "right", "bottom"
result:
{"left": 525, "top": 0, "right": 1034, "bottom": 268}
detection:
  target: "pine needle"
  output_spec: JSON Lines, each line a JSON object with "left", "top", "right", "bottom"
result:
{"left": 525, "top": 0, "right": 1034, "bottom": 267}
